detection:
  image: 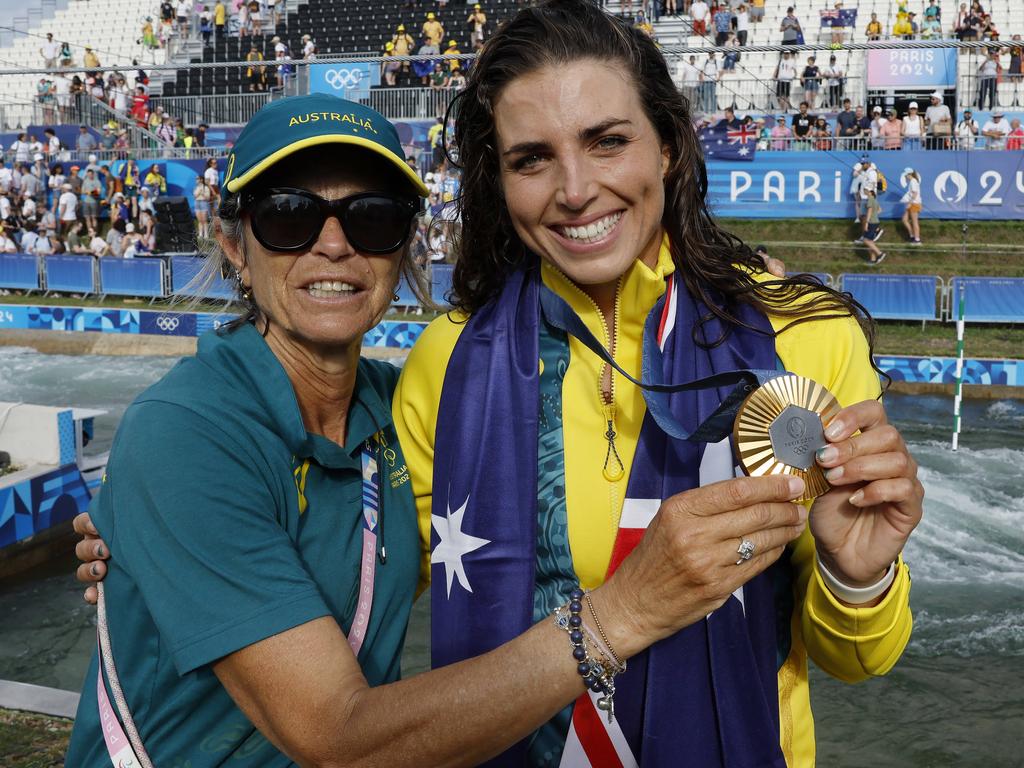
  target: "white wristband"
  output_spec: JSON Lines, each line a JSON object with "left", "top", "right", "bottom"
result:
{"left": 816, "top": 556, "right": 897, "bottom": 605}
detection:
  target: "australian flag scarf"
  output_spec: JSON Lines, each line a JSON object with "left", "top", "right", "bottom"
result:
{"left": 430, "top": 265, "right": 788, "bottom": 768}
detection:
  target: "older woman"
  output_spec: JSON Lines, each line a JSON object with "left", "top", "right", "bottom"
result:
{"left": 69, "top": 92, "right": 807, "bottom": 767}
{"left": 394, "top": 2, "right": 922, "bottom": 766}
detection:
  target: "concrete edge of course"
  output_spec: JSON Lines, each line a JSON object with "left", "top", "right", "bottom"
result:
{"left": 0, "top": 680, "right": 78, "bottom": 719}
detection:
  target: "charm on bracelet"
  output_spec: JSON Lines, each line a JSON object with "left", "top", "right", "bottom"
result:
{"left": 733, "top": 374, "right": 841, "bottom": 502}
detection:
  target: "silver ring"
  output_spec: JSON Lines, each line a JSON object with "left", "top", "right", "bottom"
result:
{"left": 735, "top": 538, "right": 756, "bottom": 565}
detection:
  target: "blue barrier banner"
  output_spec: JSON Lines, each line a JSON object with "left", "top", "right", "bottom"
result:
{"left": 879, "top": 355, "right": 1024, "bottom": 385}
{"left": 44, "top": 255, "right": 95, "bottom": 294}
{"left": 949, "top": 277, "right": 1024, "bottom": 323}
{"left": 431, "top": 263, "right": 453, "bottom": 306}
{"left": 99, "top": 258, "right": 165, "bottom": 298}
{"left": 708, "top": 150, "right": 1024, "bottom": 220}
{"left": 309, "top": 62, "right": 381, "bottom": 101}
{"left": 170, "top": 255, "right": 236, "bottom": 301}
{"left": 0, "top": 253, "right": 40, "bottom": 291}
{"left": 139, "top": 310, "right": 198, "bottom": 336}
{"left": 840, "top": 274, "right": 939, "bottom": 321}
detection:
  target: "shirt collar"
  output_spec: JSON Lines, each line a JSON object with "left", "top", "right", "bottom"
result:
{"left": 197, "top": 324, "right": 391, "bottom": 469}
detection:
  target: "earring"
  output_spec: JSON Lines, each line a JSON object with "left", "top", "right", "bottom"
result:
{"left": 234, "top": 271, "right": 252, "bottom": 302}
{"left": 392, "top": 292, "right": 400, "bottom": 302}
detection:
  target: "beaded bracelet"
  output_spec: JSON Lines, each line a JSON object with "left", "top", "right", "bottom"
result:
{"left": 553, "top": 587, "right": 621, "bottom": 722}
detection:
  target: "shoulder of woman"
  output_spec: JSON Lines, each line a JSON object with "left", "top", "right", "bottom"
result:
{"left": 401, "top": 311, "right": 468, "bottom": 386}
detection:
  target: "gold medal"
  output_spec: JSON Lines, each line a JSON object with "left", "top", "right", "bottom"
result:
{"left": 733, "top": 374, "right": 841, "bottom": 502}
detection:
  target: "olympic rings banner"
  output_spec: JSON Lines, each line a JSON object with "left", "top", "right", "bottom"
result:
{"left": 707, "top": 150, "right": 1024, "bottom": 220}
{"left": 309, "top": 62, "right": 381, "bottom": 101}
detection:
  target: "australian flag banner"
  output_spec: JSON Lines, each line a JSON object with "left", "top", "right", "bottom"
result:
{"left": 700, "top": 123, "right": 758, "bottom": 161}
{"left": 820, "top": 8, "right": 858, "bottom": 26}
{"left": 429, "top": 265, "right": 787, "bottom": 767}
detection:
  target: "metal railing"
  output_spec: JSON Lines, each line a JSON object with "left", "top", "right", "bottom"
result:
{"left": 150, "top": 92, "right": 275, "bottom": 126}
{"left": 680, "top": 76, "right": 865, "bottom": 114}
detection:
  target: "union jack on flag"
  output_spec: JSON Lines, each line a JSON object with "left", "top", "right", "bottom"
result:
{"left": 699, "top": 124, "right": 757, "bottom": 161}
{"left": 727, "top": 125, "right": 759, "bottom": 145}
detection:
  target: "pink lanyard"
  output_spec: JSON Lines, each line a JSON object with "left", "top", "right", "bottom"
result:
{"left": 97, "top": 438, "right": 386, "bottom": 765}
{"left": 348, "top": 440, "right": 383, "bottom": 656}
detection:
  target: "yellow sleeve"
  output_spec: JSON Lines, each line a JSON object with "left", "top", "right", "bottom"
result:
{"left": 772, "top": 309, "right": 913, "bottom": 683}
{"left": 392, "top": 313, "right": 467, "bottom": 595}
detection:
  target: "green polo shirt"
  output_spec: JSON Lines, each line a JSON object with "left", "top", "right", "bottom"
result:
{"left": 66, "top": 323, "right": 419, "bottom": 767}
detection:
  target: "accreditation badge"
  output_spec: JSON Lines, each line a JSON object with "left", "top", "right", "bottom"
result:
{"left": 733, "top": 374, "right": 841, "bottom": 502}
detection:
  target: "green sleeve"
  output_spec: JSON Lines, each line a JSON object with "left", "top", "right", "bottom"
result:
{"left": 100, "top": 401, "right": 331, "bottom": 676}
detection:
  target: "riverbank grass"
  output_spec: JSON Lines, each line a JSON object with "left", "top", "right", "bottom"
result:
{"left": 0, "top": 708, "right": 72, "bottom": 767}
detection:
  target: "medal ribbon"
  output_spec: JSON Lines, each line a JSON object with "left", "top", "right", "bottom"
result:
{"left": 538, "top": 284, "right": 782, "bottom": 443}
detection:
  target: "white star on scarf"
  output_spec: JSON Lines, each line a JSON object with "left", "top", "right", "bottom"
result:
{"left": 431, "top": 496, "right": 491, "bottom": 598}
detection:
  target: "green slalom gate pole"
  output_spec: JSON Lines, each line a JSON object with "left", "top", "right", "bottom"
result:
{"left": 952, "top": 284, "right": 966, "bottom": 452}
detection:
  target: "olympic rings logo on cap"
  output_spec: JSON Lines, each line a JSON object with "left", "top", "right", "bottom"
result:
{"left": 155, "top": 314, "right": 180, "bottom": 332}
{"left": 323, "top": 68, "right": 364, "bottom": 90}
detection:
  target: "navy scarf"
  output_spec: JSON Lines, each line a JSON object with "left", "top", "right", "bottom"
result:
{"left": 430, "top": 267, "right": 787, "bottom": 767}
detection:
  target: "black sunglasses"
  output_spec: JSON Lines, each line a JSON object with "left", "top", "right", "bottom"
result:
{"left": 239, "top": 187, "right": 420, "bottom": 255}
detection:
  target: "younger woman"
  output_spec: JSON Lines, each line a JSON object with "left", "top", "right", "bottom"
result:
{"left": 900, "top": 168, "right": 923, "bottom": 245}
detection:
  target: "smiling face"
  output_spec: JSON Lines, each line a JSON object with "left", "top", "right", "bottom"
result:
{"left": 493, "top": 59, "right": 669, "bottom": 290}
{"left": 222, "top": 147, "right": 411, "bottom": 355}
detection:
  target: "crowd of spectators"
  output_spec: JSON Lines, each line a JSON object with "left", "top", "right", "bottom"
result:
{"left": 377, "top": 6, "right": 490, "bottom": 89}
{"left": 697, "top": 93, "right": 1024, "bottom": 151}
{"left": 0, "top": 154, "right": 222, "bottom": 259}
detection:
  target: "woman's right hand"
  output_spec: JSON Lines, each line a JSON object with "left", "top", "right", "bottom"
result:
{"left": 593, "top": 475, "right": 807, "bottom": 659}
{"left": 73, "top": 512, "right": 109, "bottom": 604}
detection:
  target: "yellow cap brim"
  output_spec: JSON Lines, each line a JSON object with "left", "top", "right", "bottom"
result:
{"left": 225, "top": 134, "right": 429, "bottom": 197}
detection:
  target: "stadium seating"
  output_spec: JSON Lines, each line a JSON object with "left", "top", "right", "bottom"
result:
{"left": 0, "top": 0, "right": 168, "bottom": 128}
{"left": 164, "top": 0, "right": 521, "bottom": 99}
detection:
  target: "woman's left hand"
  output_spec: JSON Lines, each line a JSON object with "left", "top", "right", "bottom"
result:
{"left": 809, "top": 400, "right": 924, "bottom": 588}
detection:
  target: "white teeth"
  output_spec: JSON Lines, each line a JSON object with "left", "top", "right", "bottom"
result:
{"left": 307, "top": 280, "right": 357, "bottom": 297}
{"left": 559, "top": 212, "right": 622, "bottom": 243}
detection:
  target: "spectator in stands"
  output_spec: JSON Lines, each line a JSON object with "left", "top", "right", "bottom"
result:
{"left": 174, "top": 0, "right": 191, "bottom": 36}
{"left": 68, "top": 165, "right": 83, "bottom": 196}
{"left": 982, "top": 110, "right": 1010, "bottom": 149}
{"left": 868, "top": 105, "right": 884, "bottom": 148}
{"left": 19, "top": 223, "right": 39, "bottom": 254}
{"left": 444, "top": 40, "right": 462, "bottom": 72}
{"left": 381, "top": 42, "right": 401, "bottom": 86}
{"left": 956, "top": 4, "right": 979, "bottom": 40}
{"left": 142, "top": 17, "right": 158, "bottom": 50}
{"left": 774, "top": 50, "right": 796, "bottom": 112}
{"left": 920, "top": 13, "right": 941, "bottom": 39}
{"left": 791, "top": 102, "right": 813, "bottom": 150}
{"left": 83, "top": 46, "right": 100, "bottom": 74}
{"left": 43, "top": 128, "right": 61, "bottom": 160}
{"left": 899, "top": 168, "right": 922, "bottom": 245}
{"left": 748, "top": 0, "right": 764, "bottom": 24}
{"left": 835, "top": 99, "right": 857, "bottom": 146}
{"left": 199, "top": 10, "right": 213, "bottom": 46}
{"left": 20, "top": 163, "right": 39, "bottom": 204}
{"left": 47, "top": 163, "right": 66, "bottom": 203}
{"left": 58, "top": 40, "right": 73, "bottom": 67}
{"left": 88, "top": 226, "right": 109, "bottom": 257}
{"left": 715, "top": 106, "right": 741, "bottom": 131}
{"left": 800, "top": 56, "right": 820, "bottom": 110}
{"left": 302, "top": 34, "right": 316, "bottom": 59}
{"left": 393, "top": 24, "right": 415, "bottom": 56}
{"left": 700, "top": 52, "right": 719, "bottom": 114}
{"left": 249, "top": 0, "right": 263, "bottom": 38}
{"left": 57, "top": 183, "right": 78, "bottom": 235}
{"left": 81, "top": 169, "right": 103, "bottom": 230}
{"left": 449, "top": 68, "right": 466, "bottom": 91}
{"left": 880, "top": 109, "right": 902, "bottom": 150}
{"left": 769, "top": 114, "right": 790, "bottom": 150}
{"left": 423, "top": 12, "right": 445, "bottom": 47}
{"left": 823, "top": 55, "right": 843, "bottom": 108}
{"left": 468, "top": 4, "right": 487, "bottom": 48}
{"left": 679, "top": 54, "right": 700, "bottom": 109}
{"left": 10, "top": 134, "right": 31, "bottom": 165}
{"left": 892, "top": 12, "right": 913, "bottom": 39}
{"left": 956, "top": 109, "right": 979, "bottom": 149}
{"left": 137, "top": 207, "right": 156, "bottom": 248}
{"left": 925, "top": 91, "right": 951, "bottom": 149}
{"left": 812, "top": 117, "right": 831, "bottom": 151}
{"left": 721, "top": 34, "right": 739, "bottom": 71}
{"left": 142, "top": 167, "right": 166, "bottom": 199}
{"left": 980, "top": 14, "right": 999, "bottom": 41}
{"left": 976, "top": 50, "right": 999, "bottom": 110}
{"left": 33, "top": 228, "right": 58, "bottom": 256}
{"left": 713, "top": 4, "right": 732, "bottom": 46}
{"left": 65, "top": 221, "right": 91, "bottom": 253}
{"left": 157, "top": 115, "right": 177, "bottom": 147}
{"left": 1007, "top": 119, "right": 1024, "bottom": 150}
{"left": 902, "top": 102, "right": 924, "bottom": 150}
{"left": 865, "top": 13, "right": 882, "bottom": 40}
{"left": 689, "top": 0, "right": 709, "bottom": 36}
{"left": 138, "top": 186, "right": 156, "bottom": 217}
{"left": 780, "top": 7, "right": 802, "bottom": 47}
{"left": 106, "top": 218, "right": 126, "bottom": 256}
{"left": 733, "top": 4, "right": 749, "bottom": 48}
{"left": 30, "top": 155, "right": 48, "bottom": 207}
{"left": 0, "top": 226, "right": 16, "bottom": 253}
{"left": 214, "top": 0, "right": 226, "bottom": 39}
{"left": 203, "top": 157, "right": 220, "bottom": 199}
{"left": 194, "top": 176, "right": 212, "bottom": 239}
{"left": 76, "top": 126, "right": 97, "bottom": 157}
{"left": 40, "top": 33, "right": 59, "bottom": 69}
{"left": 429, "top": 61, "right": 449, "bottom": 90}
{"left": 246, "top": 45, "right": 267, "bottom": 92}
{"left": 925, "top": 1, "right": 941, "bottom": 23}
